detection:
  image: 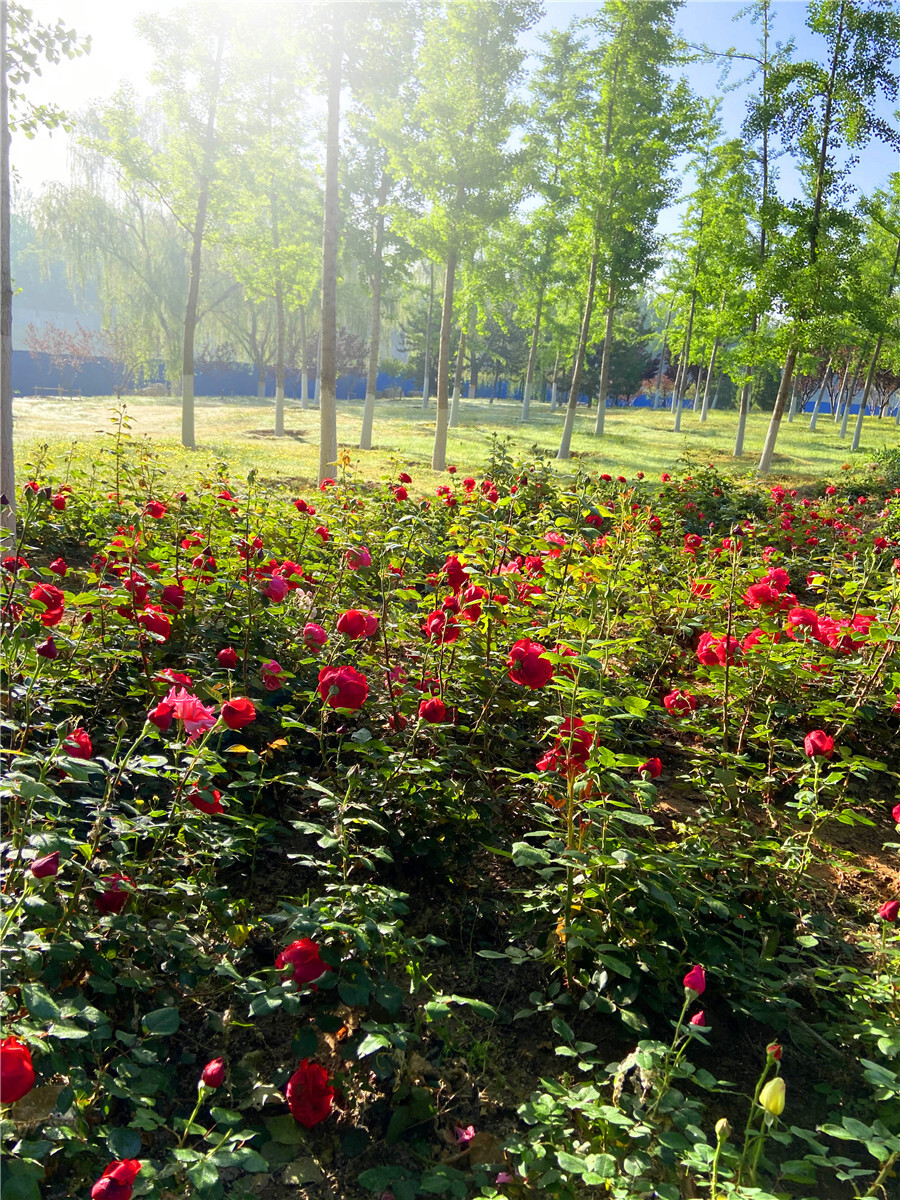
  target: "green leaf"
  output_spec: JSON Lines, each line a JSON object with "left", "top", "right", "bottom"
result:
{"left": 141, "top": 1007, "right": 180, "bottom": 1036}
{"left": 557, "top": 1151, "right": 589, "bottom": 1174}
{"left": 265, "top": 1114, "right": 307, "bottom": 1145}
{"left": 356, "top": 1033, "right": 391, "bottom": 1058}
{"left": 107, "top": 1127, "right": 142, "bottom": 1158}
{"left": 187, "top": 1160, "right": 219, "bottom": 1190}
{"left": 22, "top": 983, "right": 61, "bottom": 1021}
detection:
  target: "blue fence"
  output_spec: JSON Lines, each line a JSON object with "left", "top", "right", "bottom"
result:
{"left": 11, "top": 351, "right": 420, "bottom": 401}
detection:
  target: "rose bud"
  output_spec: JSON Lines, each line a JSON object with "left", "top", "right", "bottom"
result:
{"left": 683, "top": 964, "right": 706, "bottom": 998}
{"left": 31, "top": 851, "right": 60, "bottom": 879}
{"left": 878, "top": 900, "right": 899, "bottom": 923}
{"left": 638, "top": 757, "right": 662, "bottom": 780}
{"left": 689, "top": 1010, "right": 708, "bottom": 1027}
{"left": 758, "top": 1077, "right": 786, "bottom": 1117}
{"left": 766, "top": 1042, "right": 783, "bottom": 1061}
{"left": 200, "top": 1057, "right": 225, "bottom": 1088}
{"left": 217, "top": 647, "right": 240, "bottom": 669}
{"left": 36, "top": 636, "right": 59, "bottom": 660}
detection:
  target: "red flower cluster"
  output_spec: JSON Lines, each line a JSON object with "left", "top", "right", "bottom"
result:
{"left": 536, "top": 718, "right": 593, "bottom": 775}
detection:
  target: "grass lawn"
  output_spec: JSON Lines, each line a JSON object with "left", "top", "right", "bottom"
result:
{"left": 13, "top": 391, "right": 900, "bottom": 488}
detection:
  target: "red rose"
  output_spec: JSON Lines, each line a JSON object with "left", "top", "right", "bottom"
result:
{"left": 336, "top": 609, "right": 378, "bottom": 639}
{"left": 423, "top": 609, "right": 460, "bottom": 644}
{"left": 638, "top": 757, "right": 662, "bottom": 779}
{"left": 65, "top": 728, "right": 93, "bottom": 759}
{"left": 303, "top": 623, "right": 328, "bottom": 653}
{"left": 147, "top": 700, "right": 175, "bottom": 731}
{"left": 318, "top": 665, "right": 368, "bottom": 711}
{"left": 161, "top": 584, "right": 185, "bottom": 611}
{"left": 419, "top": 697, "right": 446, "bottom": 723}
{"left": 878, "top": 900, "right": 899, "bottom": 923}
{"left": 222, "top": 697, "right": 256, "bottom": 729}
{"left": 893, "top": 803, "right": 900, "bottom": 825}
{"left": 286, "top": 1059, "right": 334, "bottom": 1128}
{"left": 276, "top": 938, "right": 331, "bottom": 986}
{"left": 31, "top": 851, "right": 60, "bottom": 878}
{"left": 90, "top": 1160, "right": 142, "bottom": 1200}
{"left": 689, "top": 1010, "right": 707, "bottom": 1027}
{"left": 663, "top": 690, "right": 696, "bottom": 716}
{"left": 189, "top": 786, "right": 224, "bottom": 814}
{"left": 145, "top": 500, "right": 167, "bottom": 518}
{"left": 95, "top": 874, "right": 132, "bottom": 915}
{"left": 314, "top": 525, "right": 329, "bottom": 542}
{"left": 201, "top": 1057, "right": 225, "bottom": 1088}
{"left": 29, "top": 583, "right": 65, "bottom": 626}
{"left": 443, "top": 555, "right": 468, "bottom": 593}
{"left": 0, "top": 1036, "right": 36, "bottom": 1103}
{"left": 394, "top": 486, "right": 408, "bottom": 501}
{"left": 51, "top": 493, "right": 67, "bottom": 510}
{"left": 262, "top": 660, "right": 286, "bottom": 690}
{"left": 803, "top": 730, "right": 834, "bottom": 759}
{"left": 345, "top": 546, "right": 372, "bottom": 570}
{"left": 138, "top": 606, "right": 171, "bottom": 641}
{"left": 507, "top": 640, "right": 553, "bottom": 690}
{"left": 263, "top": 574, "right": 289, "bottom": 603}
{"left": 399, "top": 472, "right": 412, "bottom": 484}
{"left": 49, "top": 557, "right": 67, "bottom": 576}
{"left": 683, "top": 964, "right": 706, "bottom": 997}
{"left": 217, "top": 647, "right": 240, "bottom": 668}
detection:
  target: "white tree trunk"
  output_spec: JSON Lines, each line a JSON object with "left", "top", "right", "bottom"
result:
{"left": 699, "top": 339, "right": 718, "bottom": 422}
{"left": 593, "top": 283, "right": 615, "bottom": 436}
{"left": 758, "top": 348, "right": 797, "bottom": 475}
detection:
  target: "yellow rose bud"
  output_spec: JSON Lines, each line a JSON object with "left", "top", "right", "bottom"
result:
{"left": 715, "top": 1117, "right": 731, "bottom": 1140}
{"left": 759, "top": 1077, "right": 786, "bottom": 1116}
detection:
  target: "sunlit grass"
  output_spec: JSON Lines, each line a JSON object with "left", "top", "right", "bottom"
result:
{"left": 13, "top": 391, "right": 900, "bottom": 489}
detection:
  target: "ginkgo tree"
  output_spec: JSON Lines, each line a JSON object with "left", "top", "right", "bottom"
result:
{"left": 386, "top": 0, "right": 540, "bottom": 472}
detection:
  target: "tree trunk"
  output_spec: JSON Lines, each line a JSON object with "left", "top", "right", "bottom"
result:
{"left": 851, "top": 234, "right": 900, "bottom": 452}
{"left": 360, "top": 171, "right": 388, "bottom": 452}
{"left": 550, "top": 349, "right": 560, "bottom": 410}
{"left": 700, "top": 338, "right": 719, "bottom": 421}
{"left": 318, "top": 4, "right": 343, "bottom": 483}
{"left": 521, "top": 280, "right": 544, "bottom": 422}
{"left": 558, "top": 215, "right": 600, "bottom": 460}
{"left": 421, "top": 260, "right": 434, "bottom": 409}
{"left": 733, "top": 369, "right": 752, "bottom": 456}
{"left": 256, "top": 365, "right": 266, "bottom": 399}
{"left": 274, "top": 280, "right": 285, "bottom": 436}
{"left": 448, "top": 326, "right": 466, "bottom": 428}
{"left": 757, "top": 347, "right": 797, "bottom": 475}
{"left": 432, "top": 245, "right": 457, "bottom": 471}
{"left": 711, "top": 370, "right": 722, "bottom": 409}
{"left": 593, "top": 281, "right": 616, "bottom": 436}
{"left": 652, "top": 303, "right": 673, "bottom": 410}
{"left": 786, "top": 377, "right": 799, "bottom": 423}
{"left": 672, "top": 291, "right": 697, "bottom": 434}
{"left": 1, "top": 1, "right": 15, "bottom": 540}
{"left": 299, "top": 305, "right": 309, "bottom": 410}
{"left": 181, "top": 30, "right": 224, "bottom": 451}
{"left": 839, "top": 363, "right": 861, "bottom": 438}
